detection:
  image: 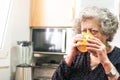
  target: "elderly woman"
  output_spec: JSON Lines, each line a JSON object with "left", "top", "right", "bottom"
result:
{"left": 52, "top": 6, "right": 120, "bottom": 80}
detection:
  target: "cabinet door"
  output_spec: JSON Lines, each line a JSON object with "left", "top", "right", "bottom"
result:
{"left": 30, "top": 0, "right": 75, "bottom": 27}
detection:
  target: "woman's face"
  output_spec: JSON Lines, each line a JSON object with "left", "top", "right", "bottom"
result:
{"left": 80, "top": 18, "right": 109, "bottom": 44}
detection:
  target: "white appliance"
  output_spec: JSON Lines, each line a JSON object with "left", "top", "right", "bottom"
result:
{"left": 15, "top": 41, "right": 33, "bottom": 80}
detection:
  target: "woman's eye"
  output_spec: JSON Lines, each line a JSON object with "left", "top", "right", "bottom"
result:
{"left": 81, "top": 30, "right": 87, "bottom": 33}
{"left": 90, "top": 30, "right": 99, "bottom": 34}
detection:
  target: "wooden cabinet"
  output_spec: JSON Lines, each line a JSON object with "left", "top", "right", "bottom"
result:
{"left": 30, "top": 0, "right": 75, "bottom": 27}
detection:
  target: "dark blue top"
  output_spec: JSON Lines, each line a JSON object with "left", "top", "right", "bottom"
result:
{"left": 52, "top": 46, "right": 120, "bottom": 80}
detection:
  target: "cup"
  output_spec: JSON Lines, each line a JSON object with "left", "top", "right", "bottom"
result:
{"left": 77, "top": 32, "right": 94, "bottom": 52}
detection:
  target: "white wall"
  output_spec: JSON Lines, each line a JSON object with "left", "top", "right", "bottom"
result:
{"left": 10, "top": 0, "right": 30, "bottom": 79}
{"left": 75, "top": 0, "right": 119, "bottom": 19}
{"left": 111, "top": 26, "right": 120, "bottom": 48}
{"left": 0, "top": 0, "right": 30, "bottom": 80}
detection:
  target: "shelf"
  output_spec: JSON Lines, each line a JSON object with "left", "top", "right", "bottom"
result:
{"left": 33, "top": 51, "right": 67, "bottom": 57}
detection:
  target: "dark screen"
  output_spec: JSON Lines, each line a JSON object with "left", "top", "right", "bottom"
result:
{"left": 32, "top": 28, "right": 66, "bottom": 53}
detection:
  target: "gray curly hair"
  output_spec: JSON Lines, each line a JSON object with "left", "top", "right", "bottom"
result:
{"left": 73, "top": 6, "right": 119, "bottom": 42}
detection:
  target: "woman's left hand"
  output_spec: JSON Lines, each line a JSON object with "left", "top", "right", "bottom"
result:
{"left": 86, "top": 37, "right": 110, "bottom": 65}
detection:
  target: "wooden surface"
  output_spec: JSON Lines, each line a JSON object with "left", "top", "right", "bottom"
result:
{"left": 30, "top": 0, "right": 74, "bottom": 27}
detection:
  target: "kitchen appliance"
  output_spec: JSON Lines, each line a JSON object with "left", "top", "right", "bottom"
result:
{"left": 15, "top": 41, "right": 33, "bottom": 80}
{"left": 31, "top": 27, "right": 73, "bottom": 54}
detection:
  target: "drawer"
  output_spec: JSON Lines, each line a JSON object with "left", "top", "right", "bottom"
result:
{"left": 34, "top": 77, "right": 51, "bottom": 80}
{"left": 33, "top": 67, "right": 56, "bottom": 79}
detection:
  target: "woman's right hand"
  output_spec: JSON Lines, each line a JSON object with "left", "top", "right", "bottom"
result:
{"left": 65, "top": 34, "right": 83, "bottom": 66}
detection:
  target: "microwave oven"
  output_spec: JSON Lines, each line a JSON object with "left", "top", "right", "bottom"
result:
{"left": 31, "top": 28, "right": 73, "bottom": 54}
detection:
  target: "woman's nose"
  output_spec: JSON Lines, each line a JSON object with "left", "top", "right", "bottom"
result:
{"left": 86, "top": 29, "right": 91, "bottom": 33}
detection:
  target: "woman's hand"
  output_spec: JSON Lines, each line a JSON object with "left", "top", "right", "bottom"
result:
{"left": 65, "top": 34, "right": 83, "bottom": 66}
{"left": 87, "top": 38, "right": 120, "bottom": 79}
{"left": 86, "top": 37, "right": 109, "bottom": 65}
